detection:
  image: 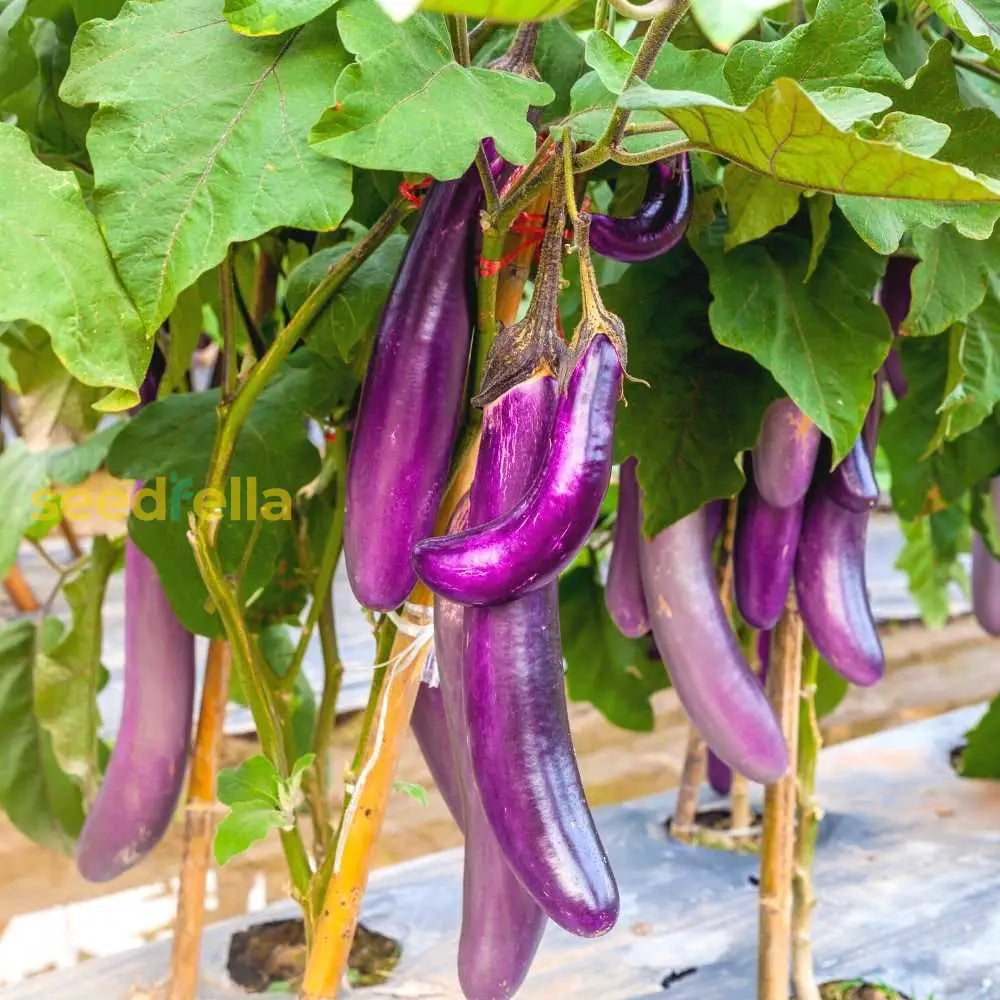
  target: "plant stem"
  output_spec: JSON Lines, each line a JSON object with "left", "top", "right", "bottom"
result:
{"left": 594, "top": 0, "right": 610, "bottom": 29}
{"left": 3, "top": 565, "right": 38, "bottom": 612}
{"left": 573, "top": 1, "right": 692, "bottom": 172}
{"left": 952, "top": 51, "right": 1000, "bottom": 85}
{"left": 447, "top": 14, "right": 471, "bottom": 66}
{"left": 467, "top": 19, "right": 496, "bottom": 58}
{"left": 611, "top": 138, "right": 694, "bottom": 166}
{"left": 791, "top": 640, "right": 823, "bottom": 1000}
{"left": 757, "top": 591, "right": 802, "bottom": 1000}
{"left": 671, "top": 725, "right": 706, "bottom": 838}
{"left": 167, "top": 639, "right": 231, "bottom": 1000}
{"left": 219, "top": 251, "right": 238, "bottom": 404}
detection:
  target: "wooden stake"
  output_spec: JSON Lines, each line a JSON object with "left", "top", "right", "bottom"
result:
{"left": 757, "top": 592, "right": 802, "bottom": 1000}
{"left": 167, "top": 639, "right": 232, "bottom": 1000}
{"left": 3, "top": 564, "right": 38, "bottom": 612}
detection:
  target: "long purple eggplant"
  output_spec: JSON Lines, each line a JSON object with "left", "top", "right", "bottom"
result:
{"left": 465, "top": 374, "right": 618, "bottom": 937}
{"left": 344, "top": 168, "right": 481, "bottom": 611}
{"left": 639, "top": 504, "right": 788, "bottom": 784}
{"left": 795, "top": 475, "right": 884, "bottom": 686}
{"left": 877, "top": 256, "right": 916, "bottom": 400}
{"left": 606, "top": 457, "right": 650, "bottom": 637}
{"left": 410, "top": 671, "right": 465, "bottom": 828}
{"left": 734, "top": 472, "right": 803, "bottom": 631}
{"left": 76, "top": 488, "right": 196, "bottom": 882}
{"left": 828, "top": 436, "right": 878, "bottom": 512}
{"left": 972, "top": 477, "right": 1000, "bottom": 636}
{"left": 589, "top": 155, "right": 693, "bottom": 263}
{"left": 752, "top": 398, "right": 821, "bottom": 509}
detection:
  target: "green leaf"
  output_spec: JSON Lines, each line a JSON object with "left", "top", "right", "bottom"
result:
{"left": 106, "top": 350, "right": 355, "bottom": 635}
{"left": 310, "top": 1, "right": 552, "bottom": 179}
{"left": 285, "top": 234, "right": 407, "bottom": 365}
{"left": 375, "top": 0, "right": 581, "bottom": 20}
{"left": 584, "top": 29, "right": 632, "bottom": 95}
{"left": 34, "top": 535, "right": 121, "bottom": 798}
{"left": 621, "top": 78, "right": 1000, "bottom": 203}
{"left": 218, "top": 754, "right": 282, "bottom": 808}
{"left": 392, "top": 780, "right": 428, "bottom": 805}
{"left": 61, "top": 0, "right": 354, "bottom": 331}
{"left": 0, "top": 440, "right": 54, "bottom": 579}
{"left": 695, "top": 214, "right": 891, "bottom": 461}
{"left": 805, "top": 193, "right": 833, "bottom": 279}
{"left": 895, "top": 507, "right": 970, "bottom": 628}
{"left": 0, "top": 0, "right": 36, "bottom": 99}
{"left": 560, "top": 560, "right": 668, "bottom": 732}
{"left": 46, "top": 421, "right": 126, "bottom": 485}
{"left": 923, "top": 0, "right": 1000, "bottom": 69}
{"left": 970, "top": 478, "right": 1000, "bottom": 556}
{"left": 224, "top": 0, "right": 338, "bottom": 36}
{"left": 213, "top": 806, "right": 288, "bottom": 865}
{"left": 856, "top": 112, "right": 951, "bottom": 158}
{"left": 722, "top": 165, "right": 801, "bottom": 250}
{"left": 723, "top": 0, "right": 903, "bottom": 103}
{"left": 814, "top": 657, "right": 849, "bottom": 718}
{"left": 960, "top": 693, "right": 1000, "bottom": 778}
{"left": 164, "top": 283, "right": 204, "bottom": 396}
{"left": 606, "top": 245, "right": 781, "bottom": 534}
{"left": 690, "top": 0, "right": 776, "bottom": 51}
{"left": 0, "top": 125, "right": 146, "bottom": 400}
{"left": 0, "top": 619, "right": 85, "bottom": 853}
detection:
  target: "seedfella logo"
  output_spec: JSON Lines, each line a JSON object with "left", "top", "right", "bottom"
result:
{"left": 31, "top": 474, "right": 293, "bottom": 522}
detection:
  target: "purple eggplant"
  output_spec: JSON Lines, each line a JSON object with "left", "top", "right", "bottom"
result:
{"left": 877, "top": 256, "right": 915, "bottom": 400}
{"left": 413, "top": 334, "right": 623, "bottom": 607}
{"left": 464, "top": 374, "right": 618, "bottom": 937}
{"left": 828, "top": 435, "right": 878, "bottom": 513}
{"left": 734, "top": 472, "right": 804, "bottom": 631}
{"left": 707, "top": 751, "right": 732, "bottom": 796}
{"left": 795, "top": 475, "right": 884, "bottom": 686}
{"left": 882, "top": 349, "right": 907, "bottom": 401}
{"left": 76, "top": 497, "right": 196, "bottom": 881}
{"left": 639, "top": 504, "right": 788, "bottom": 784}
{"left": 410, "top": 672, "right": 465, "bottom": 828}
{"left": 589, "top": 156, "right": 692, "bottom": 263}
{"left": 605, "top": 458, "right": 650, "bottom": 637}
{"left": 344, "top": 167, "right": 482, "bottom": 611}
{"left": 752, "top": 398, "right": 821, "bottom": 509}
{"left": 972, "top": 478, "right": 1000, "bottom": 636}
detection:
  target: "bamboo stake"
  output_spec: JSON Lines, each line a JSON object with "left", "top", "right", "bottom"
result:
{"left": 729, "top": 771, "right": 753, "bottom": 832}
{"left": 3, "top": 564, "right": 38, "bottom": 612}
{"left": 166, "top": 639, "right": 232, "bottom": 1000}
{"left": 791, "top": 641, "right": 823, "bottom": 1000}
{"left": 757, "top": 592, "right": 802, "bottom": 1000}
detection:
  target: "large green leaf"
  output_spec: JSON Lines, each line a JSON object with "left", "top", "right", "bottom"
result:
{"left": 34, "top": 535, "right": 121, "bottom": 799}
{"left": 224, "top": 0, "right": 338, "bottom": 35}
{"left": 311, "top": 1, "right": 551, "bottom": 179}
{"left": 61, "top": 0, "right": 354, "bottom": 331}
{"left": 696, "top": 215, "right": 891, "bottom": 461}
{"left": 722, "top": 165, "right": 801, "bottom": 250}
{"left": 924, "top": 0, "right": 1000, "bottom": 69}
{"left": 621, "top": 78, "right": 1000, "bottom": 202}
{"left": 607, "top": 245, "right": 781, "bottom": 535}
{"left": 0, "top": 0, "right": 36, "bottom": 99}
{"left": 560, "top": 560, "right": 668, "bottom": 732}
{"left": 0, "top": 619, "right": 85, "bottom": 854}
{"left": 0, "top": 441, "right": 55, "bottom": 579}
{"left": 690, "top": 0, "right": 779, "bottom": 52}
{"left": 0, "top": 125, "right": 146, "bottom": 401}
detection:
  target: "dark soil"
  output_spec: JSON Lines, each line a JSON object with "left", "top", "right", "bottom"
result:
{"left": 226, "top": 918, "right": 400, "bottom": 992}
{"left": 819, "top": 980, "right": 912, "bottom": 1000}
{"left": 665, "top": 806, "right": 763, "bottom": 853}
{"left": 950, "top": 742, "right": 966, "bottom": 772}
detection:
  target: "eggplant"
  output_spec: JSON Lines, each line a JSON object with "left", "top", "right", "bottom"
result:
{"left": 752, "top": 398, "right": 821, "bottom": 509}
{"left": 605, "top": 457, "right": 650, "bottom": 637}
{"left": 344, "top": 167, "right": 481, "bottom": 611}
{"left": 588, "top": 155, "right": 693, "bottom": 263}
{"left": 464, "top": 375, "right": 618, "bottom": 937}
{"left": 410, "top": 672, "right": 465, "bottom": 828}
{"left": 734, "top": 472, "right": 804, "bottom": 631}
{"left": 639, "top": 504, "right": 788, "bottom": 784}
{"left": 413, "top": 334, "right": 623, "bottom": 607}
{"left": 877, "top": 256, "right": 915, "bottom": 400}
{"left": 828, "top": 435, "right": 878, "bottom": 513}
{"left": 972, "top": 477, "right": 1000, "bottom": 636}
{"left": 795, "top": 474, "right": 884, "bottom": 686}
{"left": 76, "top": 502, "right": 196, "bottom": 881}
{"left": 707, "top": 750, "right": 732, "bottom": 796}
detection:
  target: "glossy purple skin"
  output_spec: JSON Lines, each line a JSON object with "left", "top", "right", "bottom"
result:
{"left": 707, "top": 751, "right": 732, "bottom": 796}
{"left": 76, "top": 522, "right": 195, "bottom": 882}
{"left": 829, "top": 436, "right": 878, "bottom": 513}
{"left": 605, "top": 458, "right": 650, "bottom": 637}
{"left": 795, "top": 477, "right": 884, "bottom": 686}
{"left": 465, "top": 375, "right": 618, "bottom": 937}
{"left": 410, "top": 673, "right": 465, "bottom": 828}
{"left": 878, "top": 256, "right": 916, "bottom": 335}
{"left": 752, "top": 398, "right": 821, "bottom": 509}
{"left": 344, "top": 169, "right": 480, "bottom": 610}
{"left": 972, "top": 478, "right": 1000, "bottom": 636}
{"left": 414, "top": 335, "right": 623, "bottom": 607}
{"left": 639, "top": 506, "right": 788, "bottom": 784}
{"left": 883, "top": 348, "right": 907, "bottom": 401}
{"left": 589, "top": 156, "right": 693, "bottom": 263}
{"left": 734, "top": 476, "right": 804, "bottom": 631}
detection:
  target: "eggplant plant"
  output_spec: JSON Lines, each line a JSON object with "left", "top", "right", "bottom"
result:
{"left": 2, "top": 1, "right": 1000, "bottom": 999}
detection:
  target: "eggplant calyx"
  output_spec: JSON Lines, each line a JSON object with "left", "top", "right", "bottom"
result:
{"left": 488, "top": 23, "right": 542, "bottom": 81}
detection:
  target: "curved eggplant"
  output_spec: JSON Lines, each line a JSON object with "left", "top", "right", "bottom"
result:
{"left": 972, "top": 477, "right": 1000, "bottom": 636}
{"left": 707, "top": 751, "right": 732, "bottom": 796}
{"left": 829, "top": 436, "right": 878, "bottom": 513}
{"left": 752, "top": 398, "right": 821, "bottom": 509}
{"left": 877, "top": 256, "right": 915, "bottom": 401}
{"left": 605, "top": 458, "right": 650, "bottom": 637}
{"left": 795, "top": 476, "right": 884, "bottom": 686}
{"left": 734, "top": 474, "right": 804, "bottom": 631}
{"left": 413, "top": 334, "right": 623, "bottom": 607}
{"left": 76, "top": 498, "right": 196, "bottom": 881}
{"left": 589, "top": 155, "right": 693, "bottom": 263}
{"left": 344, "top": 168, "right": 481, "bottom": 610}
{"left": 639, "top": 505, "right": 788, "bottom": 784}
{"left": 410, "top": 672, "right": 465, "bottom": 828}
{"left": 465, "top": 374, "right": 618, "bottom": 937}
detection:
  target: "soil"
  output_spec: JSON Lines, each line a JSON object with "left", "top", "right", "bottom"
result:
{"left": 949, "top": 742, "right": 966, "bottom": 772}
{"left": 226, "top": 918, "right": 399, "bottom": 992}
{"left": 665, "top": 806, "right": 763, "bottom": 854}
{"left": 819, "top": 981, "right": 912, "bottom": 1000}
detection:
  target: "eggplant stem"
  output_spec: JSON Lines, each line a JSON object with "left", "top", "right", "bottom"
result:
{"left": 166, "top": 639, "right": 231, "bottom": 1000}
{"left": 467, "top": 19, "right": 496, "bottom": 58}
{"left": 791, "top": 640, "right": 823, "bottom": 1000}
{"left": 611, "top": 138, "right": 694, "bottom": 167}
{"left": 218, "top": 250, "right": 238, "bottom": 404}
{"left": 756, "top": 592, "right": 803, "bottom": 1000}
